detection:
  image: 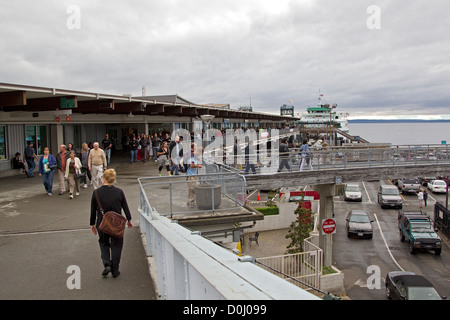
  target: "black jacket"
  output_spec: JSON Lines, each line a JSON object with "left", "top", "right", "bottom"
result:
{"left": 90, "top": 185, "right": 132, "bottom": 227}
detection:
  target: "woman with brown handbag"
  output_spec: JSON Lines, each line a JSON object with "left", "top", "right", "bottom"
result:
{"left": 65, "top": 150, "right": 82, "bottom": 199}
{"left": 90, "top": 169, "right": 133, "bottom": 278}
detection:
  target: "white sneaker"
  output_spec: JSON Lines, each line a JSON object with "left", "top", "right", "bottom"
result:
{"left": 69, "top": 194, "right": 73, "bottom": 199}
{"left": 83, "top": 184, "right": 88, "bottom": 189}
{"left": 75, "top": 192, "right": 80, "bottom": 196}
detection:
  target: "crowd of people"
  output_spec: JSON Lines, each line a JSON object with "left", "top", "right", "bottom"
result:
{"left": 11, "top": 127, "right": 308, "bottom": 279}
{"left": 15, "top": 136, "right": 111, "bottom": 198}
{"left": 15, "top": 128, "right": 316, "bottom": 197}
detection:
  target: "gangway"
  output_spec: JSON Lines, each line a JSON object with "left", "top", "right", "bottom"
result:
{"left": 336, "top": 128, "right": 369, "bottom": 143}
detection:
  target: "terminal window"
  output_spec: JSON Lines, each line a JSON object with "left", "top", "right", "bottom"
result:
{"left": 0, "top": 126, "right": 5, "bottom": 159}
{"left": 25, "top": 125, "right": 48, "bottom": 155}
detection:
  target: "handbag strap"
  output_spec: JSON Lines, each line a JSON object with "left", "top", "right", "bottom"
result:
{"left": 94, "top": 190, "right": 104, "bottom": 216}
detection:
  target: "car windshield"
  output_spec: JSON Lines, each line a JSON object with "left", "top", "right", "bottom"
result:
{"left": 383, "top": 188, "right": 399, "bottom": 195}
{"left": 349, "top": 214, "right": 370, "bottom": 223}
{"left": 434, "top": 181, "right": 446, "bottom": 186}
{"left": 404, "top": 179, "right": 419, "bottom": 184}
{"left": 410, "top": 222, "right": 434, "bottom": 233}
{"left": 408, "top": 287, "right": 442, "bottom": 300}
{"left": 346, "top": 186, "right": 360, "bottom": 192}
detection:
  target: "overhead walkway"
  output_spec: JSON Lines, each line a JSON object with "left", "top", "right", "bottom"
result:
{"left": 336, "top": 128, "right": 370, "bottom": 143}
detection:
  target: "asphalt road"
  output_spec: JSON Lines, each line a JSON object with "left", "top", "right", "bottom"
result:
{"left": 333, "top": 179, "right": 450, "bottom": 300}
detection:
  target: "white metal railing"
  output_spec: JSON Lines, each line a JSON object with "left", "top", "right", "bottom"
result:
{"left": 137, "top": 175, "right": 320, "bottom": 300}
{"left": 256, "top": 248, "right": 323, "bottom": 291}
{"left": 211, "top": 144, "right": 450, "bottom": 174}
{"left": 256, "top": 214, "right": 323, "bottom": 292}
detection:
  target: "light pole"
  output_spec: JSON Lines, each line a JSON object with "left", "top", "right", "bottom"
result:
{"left": 200, "top": 114, "right": 215, "bottom": 146}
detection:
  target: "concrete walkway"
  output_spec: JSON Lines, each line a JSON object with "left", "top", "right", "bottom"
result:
{"left": 0, "top": 152, "right": 302, "bottom": 300}
{"left": 0, "top": 153, "right": 157, "bottom": 300}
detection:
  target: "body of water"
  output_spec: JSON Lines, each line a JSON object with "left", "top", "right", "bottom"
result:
{"left": 348, "top": 121, "right": 450, "bottom": 146}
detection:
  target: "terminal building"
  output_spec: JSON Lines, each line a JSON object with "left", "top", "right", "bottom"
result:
{"left": 0, "top": 82, "right": 298, "bottom": 175}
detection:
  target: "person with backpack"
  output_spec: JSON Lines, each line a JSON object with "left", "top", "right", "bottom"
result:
{"left": 24, "top": 141, "right": 38, "bottom": 177}
{"left": 277, "top": 138, "right": 291, "bottom": 172}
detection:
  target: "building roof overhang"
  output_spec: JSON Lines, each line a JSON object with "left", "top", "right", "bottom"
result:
{"left": 0, "top": 82, "right": 299, "bottom": 122}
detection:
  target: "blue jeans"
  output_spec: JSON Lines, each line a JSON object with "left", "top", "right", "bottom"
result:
{"left": 245, "top": 162, "right": 256, "bottom": 174}
{"left": 105, "top": 149, "right": 111, "bottom": 165}
{"left": 130, "top": 150, "right": 138, "bottom": 163}
{"left": 42, "top": 171, "right": 54, "bottom": 194}
{"left": 26, "top": 158, "right": 36, "bottom": 176}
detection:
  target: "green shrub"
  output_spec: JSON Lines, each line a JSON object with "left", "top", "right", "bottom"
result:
{"left": 256, "top": 207, "right": 279, "bottom": 216}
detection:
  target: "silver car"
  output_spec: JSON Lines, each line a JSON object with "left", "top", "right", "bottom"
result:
{"left": 344, "top": 184, "right": 362, "bottom": 202}
{"left": 378, "top": 185, "right": 403, "bottom": 209}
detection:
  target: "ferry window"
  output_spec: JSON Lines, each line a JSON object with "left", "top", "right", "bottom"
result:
{"left": 0, "top": 126, "right": 6, "bottom": 160}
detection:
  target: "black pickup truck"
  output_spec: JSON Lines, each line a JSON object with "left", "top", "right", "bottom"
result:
{"left": 398, "top": 210, "right": 442, "bottom": 255}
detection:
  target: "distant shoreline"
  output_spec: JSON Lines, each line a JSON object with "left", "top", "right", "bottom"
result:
{"left": 349, "top": 119, "right": 450, "bottom": 123}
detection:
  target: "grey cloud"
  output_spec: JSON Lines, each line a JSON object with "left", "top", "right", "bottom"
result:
{"left": 1, "top": 0, "right": 449, "bottom": 119}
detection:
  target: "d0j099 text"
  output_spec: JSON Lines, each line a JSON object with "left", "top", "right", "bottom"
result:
{"left": 227, "top": 304, "right": 266, "bottom": 316}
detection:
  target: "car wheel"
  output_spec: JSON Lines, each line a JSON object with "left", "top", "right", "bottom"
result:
{"left": 409, "top": 242, "right": 416, "bottom": 254}
{"left": 434, "top": 248, "right": 441, "bottom": 256}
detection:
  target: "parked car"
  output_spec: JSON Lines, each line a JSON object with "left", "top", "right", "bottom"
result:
{"left": 391, "top": 154, "right": 405, "bottom": 162}
{"left": 398, "top": 210, "right": 441, "bottom": 255}
{"left": 344, "top": 184, "right": 362, "bottom": 202}
{"left": 418, "top": 176, "right": 437, "bottom": 186}
{"left": 397, "top": 178, "right": 420, "bottom": 194}
{"left": 427, "top": 179, "right": 447, "bottom": 193}
{"left": 385, "top": 271, "right": 445, "bottom": 300}
{"left": 378, "top": 185, "right": 403, "bottom": 209}
{"left": 346, "top": 210, "right": 373, "bottom": 238}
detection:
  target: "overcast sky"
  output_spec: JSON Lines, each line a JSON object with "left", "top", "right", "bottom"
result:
{"left": 1, "top": 0, "right": 449, "bottom": 119}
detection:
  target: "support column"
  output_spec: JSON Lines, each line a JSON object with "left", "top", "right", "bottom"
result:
{"left": 50, "top": 124, "right": 64, "bottom": 154}
{"left": 312, "top": 184, "right": 336, "bottom": 267}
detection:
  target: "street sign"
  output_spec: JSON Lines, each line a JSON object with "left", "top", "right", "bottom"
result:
{"left": 322, "top": 218, "right": 336, "bottom": 235}
{"left": 61, "top": 97, "right": 76, "bottom": 109}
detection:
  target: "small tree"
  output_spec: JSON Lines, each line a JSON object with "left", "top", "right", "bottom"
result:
{"left": 285, "top": 203, "right": 314, "bottom": 254}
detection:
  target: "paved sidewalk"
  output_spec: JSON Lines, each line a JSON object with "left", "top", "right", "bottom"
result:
{"left": 0, "top": 154, "right": 157, "bottom": 300}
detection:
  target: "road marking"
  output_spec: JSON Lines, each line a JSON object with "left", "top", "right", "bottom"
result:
{"left": 362, "top": 181, "right": 372, "bottom": 203}
{"left": 374, "top": 213, "right": 404, "bottom": 272}
{"left": 247, "top": 189, "right": 257, "bottom": 198}
{"left": 0, "top": 228, "right": 90, "bottom": 237}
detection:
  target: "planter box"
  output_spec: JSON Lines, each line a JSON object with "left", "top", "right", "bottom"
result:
{"left": 319, "top": 266, "right": 346, "bottom": 296}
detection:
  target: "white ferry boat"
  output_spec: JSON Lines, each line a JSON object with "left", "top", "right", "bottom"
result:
{"left": 297, "top": 93, "right": 349, "bottom": 132}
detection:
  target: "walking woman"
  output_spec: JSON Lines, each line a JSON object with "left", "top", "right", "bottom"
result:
{"left": 157, "top": 141, "right": 171, "bottom": 176}
{"left": 129, "top": 134, "right": 139, "bottom": 163}
{"left": 65, "top": 150, "right": 82, "bottom": 199}
{"left": 299, "top": 139, "right": 313, "bottom": 171}
{"left": 79, "top": 143, "right": 92, "bottom": 188}
{"left": 38, "top": 147, "right": 57, "bottom": 196}
{"left": 90, "top": 169, "right": 132, "bottom": 278}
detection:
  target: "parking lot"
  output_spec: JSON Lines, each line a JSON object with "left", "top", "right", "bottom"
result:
{"left": 333, "top": 179, "right": 450, "bottom": 300}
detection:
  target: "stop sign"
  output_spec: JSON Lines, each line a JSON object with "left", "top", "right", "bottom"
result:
{"left": 322, "top": 218, "right": 336, "bottom": 235}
